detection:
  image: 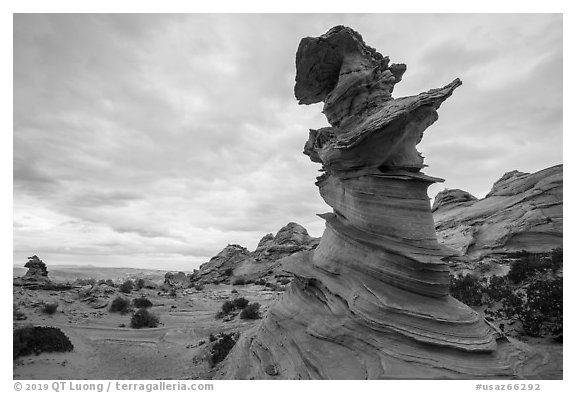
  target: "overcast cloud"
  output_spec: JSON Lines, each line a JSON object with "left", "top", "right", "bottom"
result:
{"left": 13, "top": 14, "right": 562, "bottom": 270}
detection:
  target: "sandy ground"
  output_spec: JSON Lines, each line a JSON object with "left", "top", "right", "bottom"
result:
{"left": 13, "top": 283, "right": 281, "bottom": 380}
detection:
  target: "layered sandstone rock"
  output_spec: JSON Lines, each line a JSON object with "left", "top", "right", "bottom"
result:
{"left": 191, "top": 223, "right": 319, "bottom": 285}
{"left": 215, "top": 26, "right": 549, "bottom": 379}
{"left": 433, "top": 165, "right": 563, "bottom": 258}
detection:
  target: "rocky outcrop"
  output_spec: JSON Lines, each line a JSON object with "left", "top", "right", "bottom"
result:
{"left": 24, "top": 255, "right": 48, "bottom": 279}
{"left": 433, "top": 165, "right": 562, "bottom": 259}
{"left": 191, "top": 223, "right": 319, "bottom": 285}
{"left": 215, "top": 26, "right": 554, "bottom": 379}
{"left": 164, "top": 271, "right": 190, "bottom": 288}
{"left": 191, "top": 244, "right": 250, "bottom": 285}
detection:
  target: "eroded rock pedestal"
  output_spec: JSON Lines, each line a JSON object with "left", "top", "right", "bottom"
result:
{"left": 218, "top": 26, "right": 546, "bottom": 379}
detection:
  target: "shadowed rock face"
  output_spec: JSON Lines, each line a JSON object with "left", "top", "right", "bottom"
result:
{"left": 215, "top": 26, "right": 550, "bottom": 379}
{"left": 433, "top": 165, "right": 563, "bottom": 258}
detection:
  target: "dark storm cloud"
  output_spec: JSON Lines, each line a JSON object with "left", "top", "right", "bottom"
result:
{"left": 13, "top": 14, "right": 562, "bottom": 269}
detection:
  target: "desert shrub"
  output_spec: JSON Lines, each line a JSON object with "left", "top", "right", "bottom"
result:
{"left": 449, "top": 274, "right": 483, "bottom": 306}
{"left": 144, "top": 282, "right": 157, "bottom": 289}
{"left": 109, "top": 296, "right": 131, "bottom": 314}
{"left": 507, "top": 251, "right": 558, "bottom": 284}
{"left": 105, "top": 279, "right": 116, "bottom": 287}
{"left": 240, "top": 303, "right": 261, "bottom": 320}
{"left": 135, "top": 278, "right": 146, "bottom": 290}
{"left": 119, "top": 280, "right": 134, "bottom": 293}
{"left": 130, "top": 308, "right": 159, "bottom": 329}
{"left": 209, "top": 332, "right": 238, "bottom": 366}
{"left": 221, "top": 301, "right": 235, "bottom": 314}
{"left": 518, "top": 278, "right": 562, "bottom": 337}
{"left": 278, "top": 277, "right": 291, "bottom": 285}
{"left": 550, "top": 248, "right": 563, "bottom": 270}
{"left": 194, "top": 283, "right": 205, "bottom": 291}
{"left": 232, "top": 297, "right": 249, "bottom": 309}
{"left": 169, "top": 288, "right": 177, "bottom": 298}
{"left": 485, "top": 275, "right": 512, "bottom": 303}
{"left": 97, "top": 279, "right": 106, "bottom": 285}
{"left": 232, "top": 277, "right": 246, "bottom": 286}
{"left": 42, "top": 302, "right": 59, "bottom": 315}
{"left": 132, "top": 297, "right": 153, "bottom": 309}
{"left": 13, "top": 326, "right": 74, "bottom": 359}
{"left": 220, "top": 298, "right": 250, "bottom": 316}
{"left": 254, "top": 278, "right": 266, "bottom": 286}
{"left": 224, "top": 268, "right": 233, "bottom": 277}
{"left": 231, "top": 289, "right": 238, "bottom": 294}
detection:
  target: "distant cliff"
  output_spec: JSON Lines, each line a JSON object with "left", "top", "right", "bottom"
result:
{"left": 432, "top": 164, "right": 562, "bottom": 259}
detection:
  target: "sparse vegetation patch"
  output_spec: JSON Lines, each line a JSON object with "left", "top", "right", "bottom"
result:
{"left": 14, "top": 326, "right": 74, "bottom": 359}
{"left": 109, "top": 296, "right": 131, "bottom": 314}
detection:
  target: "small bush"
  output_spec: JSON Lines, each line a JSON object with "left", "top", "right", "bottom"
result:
{"left": 254, "top": 278, "right": 266, "bottom": 286}
{"left": 221, "top": 301, "right": 235, "bottom": 314}
{"left": 105, "top": 279, "right": 116, "bottom": 287}
{"left": 13, "top": 309, "right": 27, "bottom": 321}
{"left": 130, "top": 308, "right": 159, "bottom": 329}
{"left": 169, "top": 288, "right": 177, "bottom": 298}
{"left": 42, "top": 303, "right": 59, "bottom": 315}
{"left": 209, "top": 332, "right": 238, "bottom": 367}
{"left": 224, "top": 268, "right": 233, "bottom": 277}
{"left": 278, "top": 277, "right": 291, "bottom": 285}
{"left": 449, "top": 274, "right": 483, "bottom": 306}
{"left": 519, "top": 278, "right": 562, "bottom": 337}
{"left": 14, "top": 326, "right": 74, "bottom": 359}
{"left": 97, "top": 279, "right": 106, "bottom": 285}
{"left": 507, "top": 251, "right": 559, "bottom": 284}
{"left": 135, "top": 278, "right": 146, "bottom": 290}
{"left": 132, "top": 297, "right": 153, "bottom": 309}
{"left": 240, "top": 303, "right": 261, "bottom": 320}
{"left": 109, "top": 296, "right": 131, "bottom": 314}
{"left": 194, "top": 283, "right": 205, "bottom": 291}
{"left": 232, "top": 277, "right": 246, "bottom": 286}
{"left": 232, "top": 297, "right": 249, "bottom": 309}
{"left": 119, "top": 280, "right": 134, "bottom": 293}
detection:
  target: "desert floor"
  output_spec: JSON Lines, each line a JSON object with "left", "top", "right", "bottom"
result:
{"left": 13, "top": 283, "right": 280, "bottom": 380}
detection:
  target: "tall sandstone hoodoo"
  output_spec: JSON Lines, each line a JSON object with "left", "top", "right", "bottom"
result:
{"left": 218, "top": 26, "right": 547, "bottom": 379}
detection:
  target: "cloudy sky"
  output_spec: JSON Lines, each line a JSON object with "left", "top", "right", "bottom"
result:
{"left": 13, "top": 14, "right": 562, "bottom": 271}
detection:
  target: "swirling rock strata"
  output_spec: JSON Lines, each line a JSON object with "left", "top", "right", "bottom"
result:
{"left": 190, "top": 223, "right": 319, "bottom": 285}
{"left": 433, "top": 165, "right": 563, "bottom": 258}
{"left": 217, "top": 26, "right": 539, "bottom": 379}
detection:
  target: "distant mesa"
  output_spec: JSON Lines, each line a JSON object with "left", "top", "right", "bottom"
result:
{"left": 433, "top": 164, "right": 563, "bottom": 258}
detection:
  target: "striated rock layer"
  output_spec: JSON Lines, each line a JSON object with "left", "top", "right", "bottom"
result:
{"left": 217, "top": 26, "right": 549, "bottom": 379}
{"left": 190, "top": 223, "right": 319, "bottom": 286}
{"left": 433, "top": 165, "right": 563, "bottom": 258}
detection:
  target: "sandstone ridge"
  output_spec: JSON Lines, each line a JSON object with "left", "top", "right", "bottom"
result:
{"left": 433, "top": 164, "right": 562, "bottom": 259}
{"left": 185, "top": 222, "right": 319, "bottom": 286}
